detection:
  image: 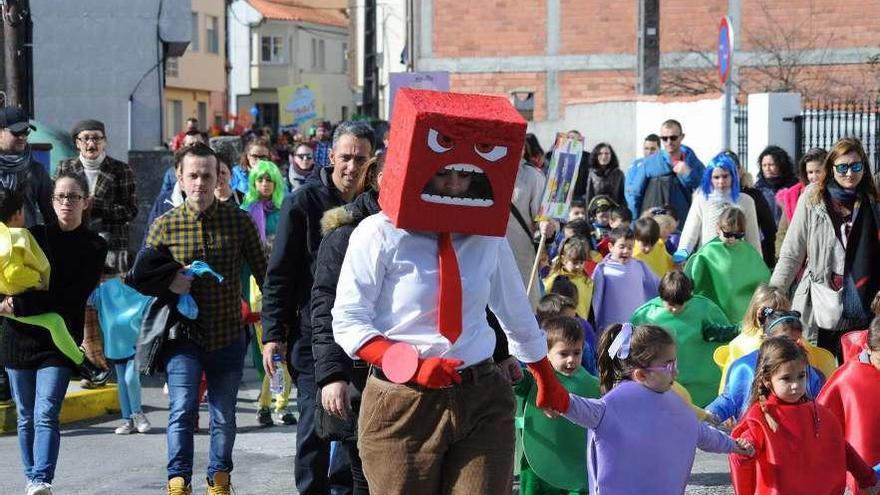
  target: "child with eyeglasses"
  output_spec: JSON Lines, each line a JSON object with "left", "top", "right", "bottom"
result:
{"left": 557, "top": 323, "right": 753, "bottom": 494}
{"left": 684, "top": 205, "right": 770, "bottom": 323}
{"left": 673, "top": 152, "right": 761, "bottom": 264}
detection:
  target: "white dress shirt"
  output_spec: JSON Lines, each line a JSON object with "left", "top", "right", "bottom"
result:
{"left": 332, "top": 212, "right": 548, "bottom": 367}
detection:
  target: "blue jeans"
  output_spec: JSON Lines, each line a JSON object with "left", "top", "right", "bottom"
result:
{"left": 164, "top": 336, "right": 245, "bottom": 484}
{"left": 114, "top": 357, "right": 142, "bottom": 419}
{"left": 6, "top": 366, "right": 71, "bottom": 485}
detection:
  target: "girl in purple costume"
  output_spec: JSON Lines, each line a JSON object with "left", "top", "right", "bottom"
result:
{"left": 591, "top": 228, "right": 659, "bottom": 332}
{"left": 561, "top": 323, "right": 754, "bottom": 495}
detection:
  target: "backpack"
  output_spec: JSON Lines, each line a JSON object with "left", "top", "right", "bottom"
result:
{"left": 641, "top": 172, "right": 685, "bottom": 216}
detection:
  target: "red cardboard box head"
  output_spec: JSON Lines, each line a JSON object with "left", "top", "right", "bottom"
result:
{"left": 379, "top": 88, "right": 527, "bottom": 236}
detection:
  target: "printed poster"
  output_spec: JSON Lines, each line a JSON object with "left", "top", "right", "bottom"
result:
{"left": 538, "top": 133, "right": 584, "bottom": 221}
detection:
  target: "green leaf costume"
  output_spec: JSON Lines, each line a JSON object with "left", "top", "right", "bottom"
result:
{"left": 684, "top": 238, "right": 770, "bottom": 323}
{"left": 631, "top": 295, "right": 731, "bottom": 406}
{"left": 515, "top": 368, "right": 600, "bottom": 494}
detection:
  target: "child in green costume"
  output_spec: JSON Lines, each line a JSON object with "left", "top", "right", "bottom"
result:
{"left": 631, "top": 271, "right": 738, "bottom": 406}
{"left": 0, "top": 188, "right": 108, "bottom": 384}
{"left": 684, "top": 205, "right": 770, "bottom": 323}
{"left": 515, "top": 316, "right": 600, "bottom": 494}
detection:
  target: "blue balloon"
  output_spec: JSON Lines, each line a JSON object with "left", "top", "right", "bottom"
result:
{"left": 249, "top": 105, "right": 259, "bottom": 117}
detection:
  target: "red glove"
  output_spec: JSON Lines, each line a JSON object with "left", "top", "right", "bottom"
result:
{"left": 356, "top": 337, "right": 463, "bottom": 388}
{"left": 527, "top": 357, "right": 570, "bottom": 413}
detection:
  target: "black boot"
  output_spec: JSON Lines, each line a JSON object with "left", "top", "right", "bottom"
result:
{"left": 77, "top": 357, "right": 111, "bottom": 386}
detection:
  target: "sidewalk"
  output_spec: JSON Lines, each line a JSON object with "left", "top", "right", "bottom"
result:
{"left": 0, "top": 380, "right": 120, "bottom": 434}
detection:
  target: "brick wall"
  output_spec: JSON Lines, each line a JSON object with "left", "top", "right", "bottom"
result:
{"left": 427, "top": 0, "right": 880, "bottom": 121}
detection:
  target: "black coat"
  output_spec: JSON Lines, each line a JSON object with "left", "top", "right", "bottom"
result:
{"left": 310, "top": 190, "right": 380, "bottom": 386}
{"left": 261, "top": 167, "right": 348, "bottom": 374}
{"left": 741, "top": 186, "right": 778, "bottom": 268}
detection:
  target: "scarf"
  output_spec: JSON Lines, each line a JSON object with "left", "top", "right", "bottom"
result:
{"left": 0, "top": 145, "right": 32, "bottom": 190}
{"left": 79, "top": 153, "right": 106, "bottom": 169}
{"left": 247, "top": 199, "right": 275, "bottom": 244}
{"left": 706, "top": 189, "right": 733, "bottom": 205}
{"left": 842, "top": 190, "right": 879, "bottom": 319}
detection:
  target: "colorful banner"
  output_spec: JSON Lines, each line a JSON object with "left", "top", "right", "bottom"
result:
{"left": 388, "top": 71, "right": 450, "bottom": 114}
{"left": 538, "top": 133, "right": 584, "bottom": 221}
{"left": 278, "top": 83, "right": 323, "bottom": 127}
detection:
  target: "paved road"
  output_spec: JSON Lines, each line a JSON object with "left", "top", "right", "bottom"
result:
{"left": 0, "top": 363, "right": 735, "bottom": 494}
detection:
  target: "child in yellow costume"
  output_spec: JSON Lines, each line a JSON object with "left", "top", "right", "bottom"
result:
{"left": 0, "top": 190, "right": 108, "bottom": 384}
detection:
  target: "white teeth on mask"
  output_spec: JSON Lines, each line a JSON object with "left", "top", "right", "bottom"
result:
{"left": 420, "top": 193, "right": 494, "bottom": 207}
{"left": 443, "top": 163, "right": 485, "bottom": 174}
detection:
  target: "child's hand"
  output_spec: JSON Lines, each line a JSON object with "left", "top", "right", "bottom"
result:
{"left": 704, "top": 412, "right": 721, "bottom": 426}
{"left": 0, "top": 296, "right": 13, "bottom": 315}
{"left": 733, "top": 438, "right": 755, "bottom": 457}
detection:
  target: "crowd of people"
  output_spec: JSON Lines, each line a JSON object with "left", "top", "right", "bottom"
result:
{"left": 0, "top": 89, "right": 878, "bottom": 495}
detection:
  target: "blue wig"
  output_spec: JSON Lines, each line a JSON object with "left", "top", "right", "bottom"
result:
{"left": 701, "top": 152, "right": 740, "bottom": 202}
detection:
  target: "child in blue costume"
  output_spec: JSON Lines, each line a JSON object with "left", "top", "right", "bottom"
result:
{"left": 707, "top": 309, "right": 826, "bottom": 424}
{"left": 515, "top": 316, "right": 599, "bottom": 494}
{"left": 537, "top": 294, "right": 597, "bottom": 376}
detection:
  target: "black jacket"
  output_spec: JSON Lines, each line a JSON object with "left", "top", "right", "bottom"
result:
{"left": 310, "top": 190, "right": 380, "bottom": 386}
{"left": 741, "top": 186, "right": 777, "bottom": 268}
{"left": 260, "top": 167, "right": 347, "bottom": 374}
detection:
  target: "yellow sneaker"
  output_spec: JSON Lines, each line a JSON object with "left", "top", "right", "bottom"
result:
{"left": 205, "top": 471, "right": 232, "bottom": 495}
{"left": 167, "top": 477, "right": 192, "bottom": 495}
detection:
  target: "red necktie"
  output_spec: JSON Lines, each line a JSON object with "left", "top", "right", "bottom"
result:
{"left": 437, "top": 232, "right": 462, "bottom": 344}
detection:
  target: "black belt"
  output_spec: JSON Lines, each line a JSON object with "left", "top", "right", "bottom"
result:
{"left": 371, "top": 358, "right": 496, "bottom": 386}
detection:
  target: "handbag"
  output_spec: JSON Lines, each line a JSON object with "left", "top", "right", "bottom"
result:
{"left": 809, "top": 279, "right": 843, "bottom": 330}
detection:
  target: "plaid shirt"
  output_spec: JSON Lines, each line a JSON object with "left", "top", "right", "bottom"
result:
{"left": 146, "top": 200, "right": 267, "bottom": 352}
{"left": 57, "top": 156, "right": 137, "bottom": 250}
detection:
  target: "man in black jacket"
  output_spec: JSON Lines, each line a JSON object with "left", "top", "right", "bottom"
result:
{"left": 260, "top": 120, "right": 374, "bottom": 495}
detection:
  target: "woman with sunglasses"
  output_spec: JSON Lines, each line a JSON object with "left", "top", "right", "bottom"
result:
{"left": 675, "top": 152, "right": 761, "bottom": 263}
{"left": 288, "top": 144, "right": 315, "bottom": 192}
{"left": 684, "top": 205, "right": 771, "bottom": 323}
{"left": 231, "top": 137, "right": 273, "bottom": 196}
{"left": 771, "top": 137, "right": 880, "bottom": 360}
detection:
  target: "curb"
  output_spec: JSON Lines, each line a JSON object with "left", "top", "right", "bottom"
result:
{"left": 0, "top": 382, "right": 120, "bottom": 434}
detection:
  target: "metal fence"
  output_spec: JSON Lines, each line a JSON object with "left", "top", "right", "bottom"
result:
{"left": 791, "top": 100, "right": 880, "bottom": 167}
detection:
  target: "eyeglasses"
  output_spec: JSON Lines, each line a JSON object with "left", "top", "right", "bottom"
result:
{"left": 659, "top": 135, "right": 681, "bottom": 142}
{"left": 336, "top": 154, "right": 369, "bottom": 166}
{"left": 76, "top": 135, "right": 105, "bottom": 144}
{"left": 721, "top": 230, "right": 745, "bottom": 240}
{"left": 642, "top": 360, "right": 677, "bottom": 374}
{"left": 833, "top": 161, "right": 864, "bottom": 175}
{"left": 52, "top": 193, "right": 84, "bottom": 204}
{"left": 295, "top": 153, "right": 313, "bottom": 160}
{"left": 10, "top": 128, "right": 30, "bottom": 137}
{"left": 248, "top": 153, "right": 271, "bottom": 161}
{"left": 648, "top": 207, "right": 668, "bottom": 216}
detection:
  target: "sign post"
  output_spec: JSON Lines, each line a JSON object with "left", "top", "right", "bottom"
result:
{"left": 718, "top": 16, "right": 734, "bottom": 150}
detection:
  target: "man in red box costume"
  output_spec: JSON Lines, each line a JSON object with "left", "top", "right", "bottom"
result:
{"left": 331, "top": 88, "right": 569, "bottom": 494}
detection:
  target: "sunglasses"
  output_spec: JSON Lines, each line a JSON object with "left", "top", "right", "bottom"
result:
{"left": 11, "top": 128, "right": 30, "bottom": 137}
{"left": 833, "top": 161, "right": 864, "bottom": 175}
{"left": 295, "top": 153, "right": 313, "bottom": 159}
{"left": 721, "top": 230, "right": 745, "bottom": 240}
{"left": 659, "top": 135, "right": 680, "bottom": 142}
{"left": 642, "top": 360, "right": 677, "bottom": 374}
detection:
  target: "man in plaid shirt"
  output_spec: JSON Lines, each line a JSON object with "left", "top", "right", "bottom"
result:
{"left": 145, "top": 143, "right": 267, "bottom": 495}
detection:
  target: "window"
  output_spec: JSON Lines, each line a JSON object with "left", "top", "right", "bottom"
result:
{"left": 342, "top": 42, "right": 348, "bottom": 72}
{"left": 311, "top": 38, "right": 325, "bottom": 70}
{"left": 197, "top": 102, "right": 208, "bottom": 128}
{"left": 165, "top": 57, "right": 179, "bottom": 78}
{"left": 206, "top": 15, "right": 219, "bottom": 54}
{"left": 260, "top": 36, "right": 283, "bottom": 63}
{"left": 170, "top": 100, "right": 183, "bottom": 136}
{"left": 190, "top": 13, "right": 199, "bottom": 51}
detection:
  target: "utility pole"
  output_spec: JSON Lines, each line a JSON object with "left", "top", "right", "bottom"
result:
{"left": 1, "top": 0, "right": 21, "bottom": 107}
{"left": 636, "top": 0, "right": 660, "bottom": 95}
{"left": 362, "top": 0, "right": 378, "bottom": 118}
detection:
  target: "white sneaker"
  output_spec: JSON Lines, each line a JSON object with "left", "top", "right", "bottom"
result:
{"left": 26, "top": 482, "right": 53, "bottom": 495}
{"left": 131, "top": 411, "right": 152, "bottom": 433}
{"left": 114, "top": 419, "right": 134, "bottom": 435}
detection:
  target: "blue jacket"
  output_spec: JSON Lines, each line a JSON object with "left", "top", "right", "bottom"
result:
{"left": 624, "top": 145, "right": 704, "bottom": 222}
{"left": 706, "top": 349, "right": 825, "bottom": 422}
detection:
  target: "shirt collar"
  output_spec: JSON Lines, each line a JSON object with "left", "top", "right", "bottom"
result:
{"left": 183, "top": 198, "right": 219, "bottom": 220}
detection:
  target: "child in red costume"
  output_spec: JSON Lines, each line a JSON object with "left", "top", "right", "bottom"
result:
{"left": 818, "top": 318, "right": 880, "bottom": 495}
{"left": 730, "top": 337, "right": 880, "bottom": 495}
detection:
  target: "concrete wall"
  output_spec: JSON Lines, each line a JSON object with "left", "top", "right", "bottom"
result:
{"left": 528, "top": 95, "right": 742, "bottom": 171}
{"left": 128, "top": 150, "right": 174, "bottom": 250}
{"left": 32, "top": 0, "right": 190, "bottom": 155}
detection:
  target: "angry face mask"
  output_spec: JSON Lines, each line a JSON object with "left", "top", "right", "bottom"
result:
{"left": 379, "top": 88, "right": 527, "bottom": 236}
